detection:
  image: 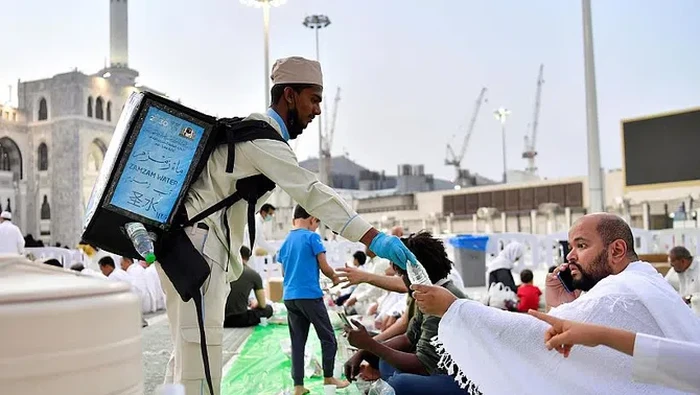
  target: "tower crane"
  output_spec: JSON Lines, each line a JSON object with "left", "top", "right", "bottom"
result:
{"left": 320, "top": 87, "right": 341, "bottom": 183}
{"left": 445, "top": 87, "right": 488, "bottom": 186}
{"left": 522, "top": 64, "right": 544, "bottom": 175}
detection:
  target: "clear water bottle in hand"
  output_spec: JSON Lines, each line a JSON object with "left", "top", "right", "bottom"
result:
{"left": 407, "top": 260, "right": 432, "bottom": 286}
{"left": 124, "top": 222, "right": 156, "bottom": 264}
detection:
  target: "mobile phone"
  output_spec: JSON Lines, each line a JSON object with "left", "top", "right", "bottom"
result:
{"left": 338, "top": 311, "right": 356, "bottom": 329}
{"left": 557, "top": 267, "right": 576, "bottom": 294}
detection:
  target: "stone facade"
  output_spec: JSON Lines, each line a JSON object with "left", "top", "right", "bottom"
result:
{"left": 0, "top": 67, "right": 141, "bottom": 247}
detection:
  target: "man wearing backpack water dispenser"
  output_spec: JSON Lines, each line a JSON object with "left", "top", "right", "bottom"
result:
{"left": 158, "top": 56, "right": 418, "bottom": 395}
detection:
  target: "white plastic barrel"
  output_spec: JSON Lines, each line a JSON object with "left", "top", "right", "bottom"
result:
{"left": 0, "top": 255, "right": 143, "bottom": 395}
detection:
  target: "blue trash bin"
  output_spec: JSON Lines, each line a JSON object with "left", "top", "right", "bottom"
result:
{"left": 448, "top": 235, "right": 490, "bottom": 287}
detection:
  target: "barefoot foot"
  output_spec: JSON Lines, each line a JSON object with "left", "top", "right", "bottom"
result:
{"left": 293, "top": 385, "right": 310, "bottom": 395}
{"left": 324, "top": 377, "right": 350, "bottom": 389}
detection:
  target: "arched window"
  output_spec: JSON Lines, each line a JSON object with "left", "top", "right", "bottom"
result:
{"left": 40, "top": 195, "right": 51, "bottom": 220}
{"left": 87, "top": 139, "right": 108, "bottom": 173}
{"left": 38, "top": 143, "right": 48, "bottom": 171}
{"left": 106, "top": 101, "right": 112, "bottom": 122}
{"left": 0, "top": 145, "right": 10, "bottom": 171}
{"left": 87, "top": 96, "right": 93, "bottom": 117}
{"left": 38, "top": 98, "right": 48, "bottom": 121}
{"left": 0, "top": 137, "right": 23, "bottom": 181}
{"left": 95, "top": 97, "right": 104, "bottom": 120}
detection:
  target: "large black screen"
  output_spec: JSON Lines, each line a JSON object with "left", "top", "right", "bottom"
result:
{"left": 623, "top": 109, "right": 700, "bottom": 187}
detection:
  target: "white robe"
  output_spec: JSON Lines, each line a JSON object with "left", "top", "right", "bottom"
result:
{"left": 144, "top": 264, "right": 166, "bottom": 311}
{"left": 486, "top": 242, "right": 526, "bottom": 274}
{"left": 107, "top": 268, "right": 131, "bottom": 283}
{"left": 376, "top": 292, "right": 406, "bottom": 320}
{"left": 126, "top": 263, "right": 155, "bottom": 313}
{"left": 433, "top": 261, "right": 700, "bottom": 395}
{"left": 350, "top": 257, "right": 391, "bottom": 315}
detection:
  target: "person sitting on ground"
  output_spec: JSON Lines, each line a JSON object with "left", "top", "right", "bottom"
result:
{"left": 335, "top": 250, "right": 367, "bottom": 306}
{"left": 98, "top": 256, "right": 131, "bottom": 282}
{"left": 372, "top": 265, "right": 408, "bottom": 332}
{"left": 412, "top": 213, "right": 700, "bottom": 394}
{"left": 277, "top": 205, "right": 349, "bottom": 395}
{"left": 515, "top": 269, "right": 541, "bottom": 312}
{"left": 665, "top": 246, "right": 700, "bottom": 303}
{"left": 343, "top": 231, "right": 467, "bottom": 395}
{"left": 121, "top": 256, "right": 155, "bottom": 314}
{"left": 70, "top": 262, "right": 106, "bottom": 278}
{"left": 224, "top": 246, "right": 273, "bottom": 328}
{"left": 341, "top": 248, "right": 393, "bottom": 316}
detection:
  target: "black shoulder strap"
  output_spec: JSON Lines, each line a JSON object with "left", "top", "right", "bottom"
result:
{"left": 193, "top": 292, "right": 215, "bottom": 395}
{"left": 184, "top": 191, "right": 242, "bottom": 228}
{"left": 220, "top": 119, "right": 288, "bottom": 173}
{"left": 183, "top": 118, "right": 285, "bottom": 228}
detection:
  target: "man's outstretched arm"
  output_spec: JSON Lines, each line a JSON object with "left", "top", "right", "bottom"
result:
{"left": 241, "top": 139, "right": 415, "bottom": 267}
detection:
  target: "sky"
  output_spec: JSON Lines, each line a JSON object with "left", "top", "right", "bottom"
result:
{"left": 1, "top": 0, "right": 699, "bottom": 182}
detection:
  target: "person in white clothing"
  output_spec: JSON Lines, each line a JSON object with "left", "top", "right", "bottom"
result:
{"left": 98, "top": 256, "right": 131, "bottom": 283}
{"left": 101, "top": 256, "right": 149, "bottom": 327}
{"left": 334, "top": 250, "right": 368, "bottom": 306}
{"left": 0, "top": 211, "right": 24, "bottom": 255}
{"left": 667, "top": 246, "right": 700, "bottom": 301}
{"left": 121, "top": 257, "right": 155, "bottom": 314}
{"left": 412, "top": 213, "right": 700, "bottom": 395}
{"left": 141, "top": 261, "right": 166, "bottom": 311}
{"left": 486, "top": 242, "right": 525, "bottom": 293}
{"left": 244, "top": 203, "right": 278, "bottom": 257}
{"left": 343, "top": 250, "right": 392, "bottom": 315}
{"left": 69, "top": 263, "right": 107, "bottom": 279}
{"left": 528, "top": 309, "right": 700, "bottom": 394}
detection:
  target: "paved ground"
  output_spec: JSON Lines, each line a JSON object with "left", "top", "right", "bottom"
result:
{"left": 141, "top": 312, "right": 252, "bottom": 395}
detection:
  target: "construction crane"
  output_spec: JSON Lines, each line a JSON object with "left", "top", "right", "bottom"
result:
{"left": 320, "top": 87, "right": 341, "bottom": 183}
{"left": 522, "top": 64, "right": 544, "bottom": 175}
{"left": 445, "top": 87, "right": 488, "bottom": 186}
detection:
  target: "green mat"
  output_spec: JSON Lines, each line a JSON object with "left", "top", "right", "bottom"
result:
{"left": 222, "top": 324, "right": 362, "bottom": 395}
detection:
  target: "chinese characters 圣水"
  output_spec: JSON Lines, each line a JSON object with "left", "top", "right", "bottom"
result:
{"left": 126, "top": 188, "right": 170, "bottom": 221}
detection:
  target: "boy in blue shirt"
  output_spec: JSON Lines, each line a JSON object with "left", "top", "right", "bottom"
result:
{"left": 278, "top": 204, "right": 349, "bottom": 395}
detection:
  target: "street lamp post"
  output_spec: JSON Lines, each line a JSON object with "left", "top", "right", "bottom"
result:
{"left": 494, "top": 107, "right": 511, "bottom": 184}
{"left": 582, "top": 0, "right": 604, "bottom": 213}
{"left": 303, "top": 15, "right": 331, "bottom": 185}
{"left": 240, "top": 0, "right": 287, "bottom": 109}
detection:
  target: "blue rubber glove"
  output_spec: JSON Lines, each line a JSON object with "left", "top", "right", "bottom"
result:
{"left": 369, "top": 233, "right": 417, "bottom": 269}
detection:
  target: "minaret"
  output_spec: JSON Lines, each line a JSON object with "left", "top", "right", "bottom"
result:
{"left": 110, "top": 0, "right": 128, "bottom": 68}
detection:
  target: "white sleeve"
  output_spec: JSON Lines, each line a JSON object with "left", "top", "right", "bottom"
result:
{"left": 355, "top": 285, "right": 379, "bottom": 303}
{"left": 351, "top": 283, "right": 370, "bottom": 301}
{"left": 254, "top": 217, "right": 276, "bottom": 255}
{"left": 664, "top": 270, "right": 680, "bottom": 292}
{"left": 632, "top": 333, "right": 700, "bottom": 393}
{"left": 239, "top": 139, "right": 372, "bottom": 242}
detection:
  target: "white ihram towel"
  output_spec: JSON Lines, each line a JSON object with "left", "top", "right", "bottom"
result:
{"left": 432, "top": 261, "right": 700, "bottom": 395}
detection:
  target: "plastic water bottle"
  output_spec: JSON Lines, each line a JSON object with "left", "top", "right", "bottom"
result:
{"left": 124, "top": 222, "right": 156, "bottom": 264}
{"left": 407, "top": 260, "right": 432, "bottom": 286}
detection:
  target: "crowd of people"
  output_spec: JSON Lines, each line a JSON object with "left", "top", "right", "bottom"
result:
{"left": 3, "top": 53, "right": 700, "bottom": 395}
{"left": 259, "top": 210, "right": 700, "bottom": 394}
